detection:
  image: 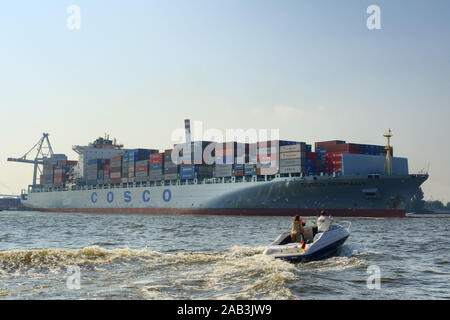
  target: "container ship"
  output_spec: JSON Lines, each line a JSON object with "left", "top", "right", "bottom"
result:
{"left": 12, "top": 121, "right": 428, "bottom": 217}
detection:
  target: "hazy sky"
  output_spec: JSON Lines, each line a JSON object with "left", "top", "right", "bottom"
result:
{"left": 0, "top": 0, "right": 449, "bottom": 202}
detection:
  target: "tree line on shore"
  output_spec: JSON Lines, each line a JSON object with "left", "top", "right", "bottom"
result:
{"left": 407, "top": 188, "right": 450, "bottom": 213}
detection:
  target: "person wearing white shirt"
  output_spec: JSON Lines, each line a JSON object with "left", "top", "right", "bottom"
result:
{"left": 317, "top": 210, "right": 333, "bottom": 232}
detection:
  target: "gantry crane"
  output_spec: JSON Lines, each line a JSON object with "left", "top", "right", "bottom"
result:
{"left": 7, "top": 133, "right": 55, "bottom": 186}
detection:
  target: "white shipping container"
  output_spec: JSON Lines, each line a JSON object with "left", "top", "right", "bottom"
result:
{"left": 110, "top": 172, "right": 121, "bottom": 179}
{"left": 280, "top": 151, "right": 302, "bottom": 160}
{"left": 279, "top": 166, "right": 303, "bottom": 174}
{"left": 280, "top": 144, "right": 301, "bottom": 153}
{"left": 280, "top": 158, "right": 305, "bottom": 167}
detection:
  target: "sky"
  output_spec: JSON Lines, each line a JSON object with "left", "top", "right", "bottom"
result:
{"left": 0, "top": 0, "right": 449, "bottom": 202}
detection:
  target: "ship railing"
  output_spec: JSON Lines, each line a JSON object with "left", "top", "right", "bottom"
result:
{"left": 32, "top": 173, "right": 289, "bottom": 193}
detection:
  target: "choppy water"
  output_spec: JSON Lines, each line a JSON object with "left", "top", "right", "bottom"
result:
{"left": 0, "top": 211, "right": 448, "bottom": 300}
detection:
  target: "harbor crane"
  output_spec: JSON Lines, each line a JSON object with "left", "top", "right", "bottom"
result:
{"left": 7, "top": 133, "right": 55, "bottom": 186}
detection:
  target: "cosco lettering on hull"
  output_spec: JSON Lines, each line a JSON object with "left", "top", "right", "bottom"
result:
{"left": 90, "top": 189, "right": 171, "bottom": 204}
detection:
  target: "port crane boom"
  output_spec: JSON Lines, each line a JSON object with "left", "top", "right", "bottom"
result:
{"left": 7, "top": 133, "right": 55, "bottom": 186}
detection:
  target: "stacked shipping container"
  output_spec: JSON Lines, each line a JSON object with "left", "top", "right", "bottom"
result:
{"left": 278, "top": 142, "right": 306, "bottom": 175}
{"left": 43, "top": 136, "right": 397, "bottom": 187}
{"left": 164, "top": 150, "right": 178, "bottom": 180}
{"left": 315, "top": 140, "right": 393, "bottom": 173}
{"left": 149, "top": 153, "right": 164, "bottom": 181}
{"left": 110, "top": 155, "right": 122, "bottom": 184}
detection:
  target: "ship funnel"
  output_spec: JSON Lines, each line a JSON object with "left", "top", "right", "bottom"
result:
{"left": 184, "top": 119, "right": 191, "bottom": 145}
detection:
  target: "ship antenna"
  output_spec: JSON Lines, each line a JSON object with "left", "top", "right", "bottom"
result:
{"left": 383, "top": 129, "right": 393, "bottom": 175}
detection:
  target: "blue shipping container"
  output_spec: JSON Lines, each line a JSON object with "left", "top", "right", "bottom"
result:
{"left": 244, "top": 168, "right": 256, "bottom": 175}
{"left": 150, "top": 164, "right": 163, "bottom": 170}
{"left": 179, "top": 173, "right": 196, "bottom": 179}
{"left": 180, "top": 166, "right": 197, "bottom": 174}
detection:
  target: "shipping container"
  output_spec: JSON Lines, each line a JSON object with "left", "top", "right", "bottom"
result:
{"left": 279, "top": 151, "right": 304, "bottom": 160}
{"left": 279, "top": 166, "right": 303, "bottom": 174}
{"left": 256, "top": 167, "right": 277, "bottom": 175}
{"left": 244, "top": 168, "right": 256, "bottom": 176}
{"left": 164, "top": 166, "right": 178, "bottom": 174}
{"left": 110, "top": 172, "right": 121, "bottom": 179}
{"left": 135, "top": 176, "right": 148, "bottom": 183}
{"left": 257, "top": 154, "right": 279, "bottom": 163}
{"left": 164, "top": 173, "right": 178, "bottom": 180}
{"left": 234, "top": 170, "right": 244, "bottom": 176}
{"left": 149, "top": 153, "right": 164, "bottom": 164}
{"left": 315, "top": 140, "right": 346, "bottom": 150}
{"left": 149, "top": 169, "right": 163, "bottom": 176}
{"left": 279, "top": 144, "right": 306, "bottom": 153}
{"left": 280, "top": 158, "right": 305, "bottom": 167}
{"left": 150, "top": 163, "right": 163, "bottom": 170}
{"left": 135, "top": 171, "right": 148, "bottom": 177}
{"left": 147, "top": 175, "right": 162, "bottom": 181}
{"left": 179, "top": 173, "right": 196, "bottom": 179}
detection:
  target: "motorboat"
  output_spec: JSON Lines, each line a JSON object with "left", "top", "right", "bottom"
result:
{"left": 263, "top": 220, "right": 351, "bottom": 263}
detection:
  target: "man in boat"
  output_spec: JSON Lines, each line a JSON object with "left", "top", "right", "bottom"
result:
{"left": 291, "top": 215, "right": 305, "bottom": 243}
{"left": 317, "top": 210, "right": 334, "bottom": 232}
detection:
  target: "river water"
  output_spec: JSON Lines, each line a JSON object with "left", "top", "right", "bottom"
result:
{"left": 0, "top": 211, "right": 448, "bottom": 299}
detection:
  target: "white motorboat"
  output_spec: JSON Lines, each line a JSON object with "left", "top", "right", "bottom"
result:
{"left": 263, "top": 220, "right": 351, "bottom": 262}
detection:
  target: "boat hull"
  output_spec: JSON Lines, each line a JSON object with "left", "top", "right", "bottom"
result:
{"left": 23, "top": 174, "right": 428, "bottom": 218}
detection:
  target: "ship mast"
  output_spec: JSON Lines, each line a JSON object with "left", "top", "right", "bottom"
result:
{"left": 383, "top": 129, "right": 393, "bottom": 175}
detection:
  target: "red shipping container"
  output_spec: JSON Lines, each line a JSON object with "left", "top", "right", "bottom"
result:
{"left": 234, "top": 170, "right": 244, "bottom": 176}
{"left": 315, "top": 140, "right": 345, "bottom": 150}
{"left": 110, "top": 178, "right": 121, "bottom": 184}
{"left": 256, "top": 167, "right": 278, "bottom": 175}
{"left": 322, "top": 143, "right": 360, "bottom": 153}
{"left": 306, "top": 152, "right": 316, "bottom": 159}
{"left": 110, "top": 166, "right": 121, "bottom": 173}
{"left": 150, "top": 153, "right": 164, "bottom": 164}
{"left": 111, "top": 155, "right": 122, "bottom": 162}
{"left": 135, "top": 166, "right": 148, "bottom": 172}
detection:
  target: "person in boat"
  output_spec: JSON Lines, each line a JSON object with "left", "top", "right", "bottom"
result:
{"left": 291, "top": 215, "right": 305, "bottom": 243}
{"left": 317, "top": 210, "right": 334, "bottom": 232}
